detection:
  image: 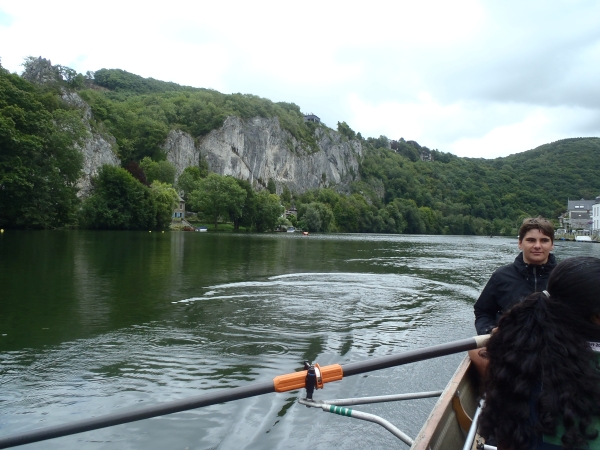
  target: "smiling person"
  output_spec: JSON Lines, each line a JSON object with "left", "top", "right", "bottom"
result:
{"left": 469, "top": 217, "right": 557, "bottom": 374}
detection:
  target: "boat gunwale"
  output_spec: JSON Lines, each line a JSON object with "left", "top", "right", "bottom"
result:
{"left": 410, "top": 355, "right": 474, "bottom": 449}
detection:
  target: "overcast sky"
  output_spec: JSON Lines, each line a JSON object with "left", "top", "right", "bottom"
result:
{"left": 1, "top": 1, "right": 599, "bottom": 158}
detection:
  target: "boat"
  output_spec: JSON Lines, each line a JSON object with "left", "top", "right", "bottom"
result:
{"left": 575, "top": 235, "right": 592, "bottom": 242}
{"left": 286, "top": 226, "right": 295, "bottom": 233}
{"left": 300, "top": 355, "right": 491, "bottom": 450}
{"left": 196, "top": 226, "right": 208, "bottom": 232}
{"left": 411, "top": 355, "right": 492, "bottom": 449}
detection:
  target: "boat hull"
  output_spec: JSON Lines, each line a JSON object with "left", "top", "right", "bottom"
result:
{"left": 411, "top": 355, "right": 480, "bottom": 449}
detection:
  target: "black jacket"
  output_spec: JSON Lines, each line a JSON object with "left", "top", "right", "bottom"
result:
{"left": 474, "top": 252, "right": 557, "bottom": 335}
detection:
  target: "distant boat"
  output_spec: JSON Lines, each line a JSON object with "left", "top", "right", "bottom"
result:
{"left": 286, "top": 227, "right": 295, "bottom": 233}
{"left": 196, "top": 226, "right": 208, "bottom": 232}
{"left": 575, "top": 235, "right": 592, "bottom": 242}
{"left": 302, "top": 231, "right": 309, "bottom": 236}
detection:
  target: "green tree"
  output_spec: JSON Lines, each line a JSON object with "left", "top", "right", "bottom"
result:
{"left": 0, "top": 69, "right": 85, "bottom": 229}
{"left": 337, "top": 121, "right": 356, "bottom": 140}
{"left": 233, "top": 178, "right": 256, "bottom": 231}
{"left": 267, "top": 178, "right": 276, "bottom": 194}
{"left": 304, "top": 205, "right": 322, "bottom": 232}
{"left": 150, "top": 181, "right": 179, "bottom": 229}
{"left": 254, "top": 190, "right": 284, "bottom": 232}
{"left": 198, "top": 156, "right": 209, "bottom": 178}
{"left": 307, "top": 202, "right": 334, "bottom": 231}
{"left": 177, "top": 166, "right": 203, "bottom": 201}
{"left": 80, "top": 165, "right": 156, "bottom": 229}
{"left": 280, "top": 185, "right": 292, "bottom": 205}
{"left": 140, "top": 157, "right": 176, "bottom": 185}
{"left": 188, "top": 173, "right": 247, "bottom": 229}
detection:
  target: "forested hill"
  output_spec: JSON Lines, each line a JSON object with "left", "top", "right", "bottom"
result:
{"left": 2, "top": 58, "right": 599, "bottom": 234}
{"left": 357, "top": 137, "right": 600, "bottom": 234}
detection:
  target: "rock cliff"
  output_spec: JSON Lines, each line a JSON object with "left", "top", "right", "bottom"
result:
{"left": 164, "top": 116, "right": 362, "bottom": 193}
{"left": 61, "top": 91, "right": 121, "bottom": 196}
{"left": 64, "top": 92, "right": 362, "bottom": 196}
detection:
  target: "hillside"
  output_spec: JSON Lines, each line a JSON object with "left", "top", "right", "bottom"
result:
{"left": 355, "top": 137, "right": 599, "bottom": 233}
{"left": 2, "top": 57, "right": 599, "bottom": 234}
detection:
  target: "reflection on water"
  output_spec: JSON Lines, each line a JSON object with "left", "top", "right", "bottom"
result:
{"left": 1, "top": 232, "right": 599, "bottom": 449}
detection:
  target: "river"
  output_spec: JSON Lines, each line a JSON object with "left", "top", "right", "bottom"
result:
{"left": 1, "top": 231, "right": 599, "bottom": 449}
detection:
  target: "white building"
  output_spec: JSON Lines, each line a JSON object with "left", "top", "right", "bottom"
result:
{"left": 593, "top": 196, "right": 600, "bottom": 233}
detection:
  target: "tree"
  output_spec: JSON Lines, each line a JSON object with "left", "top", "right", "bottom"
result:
{"left": 79, "top": 165, "right": 156, "bottom": 230}
{"left": 124, "top": 161, "right": 148, "bottom": 185}
{"left": 337, "top": 121, "right": 356, "bottom": 140}
{"left": 233, "top": 178, "right": 256, "bottom": 231}
{"left": 188, "top": 173, "right": 247, "bottom": 229}
{"left": 304, "top": 205, "right": 322, "bottom": 232}
{"left": 177, "top": 166, "right": 203, "bottom": 201}
{"left": 254, "top": 190, "right": 284, "bottom": 232}
{"left": 267, "top": 178, "right": 276, "bottom": 194}
{"left": 280, "top": 185, "right": 292, "bottom": 205}
{"left": 0, "top": 70, "right": 85, "bottom": 229}
{"left": 198, "top": 156, "right": 209, "bottom": 178}
{"left": 140, "top": 157, "right": 176, "bottom": 185}
{"left": 150, "top": 181, "right": 179, "bottom": 229}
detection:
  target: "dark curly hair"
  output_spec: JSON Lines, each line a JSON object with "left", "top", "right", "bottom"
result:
{"left": 479, "top": 257, "right": 600, "bottom": 450}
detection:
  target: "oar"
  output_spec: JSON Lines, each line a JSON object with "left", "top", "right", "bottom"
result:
{"left": 0, "top": 335, "right": 489, "bottom": 449}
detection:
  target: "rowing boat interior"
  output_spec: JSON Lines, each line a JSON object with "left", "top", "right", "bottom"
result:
{"left": 411, "top": 355, "right": 481, "bottom": 449}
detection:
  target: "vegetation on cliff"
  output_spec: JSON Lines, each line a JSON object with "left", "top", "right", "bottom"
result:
{"left": 78, "top": 68, "right": 319, "bottom": 162}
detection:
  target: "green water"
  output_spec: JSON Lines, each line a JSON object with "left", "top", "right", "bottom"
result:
{"left": 1, "top": 231, "right": 599, "bottom": 449}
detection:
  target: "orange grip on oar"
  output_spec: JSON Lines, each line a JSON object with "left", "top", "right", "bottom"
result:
{"left": 273, "top": 364, "right": 344, "bottom": 392}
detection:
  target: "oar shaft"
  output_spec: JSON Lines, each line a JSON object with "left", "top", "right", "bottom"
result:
{"left": 341, "top": 336, "right": 485, "bottom": 377}
{"left": 0, "top": 335, "right": 488, "bottom": 448}
{"left": 0, "top": 381, "right": 274, "bottom": 449}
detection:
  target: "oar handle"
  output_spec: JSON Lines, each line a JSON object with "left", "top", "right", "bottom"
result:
{"left": 273, "top": 364, "right": 343, "bottom": 392}
{"left": 272, "top": 335, "right": 489, "bottom": 392}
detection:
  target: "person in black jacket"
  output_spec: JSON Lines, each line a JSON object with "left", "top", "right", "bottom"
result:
{"left": 469, "top": 216, "right": 557, "bottom": 373}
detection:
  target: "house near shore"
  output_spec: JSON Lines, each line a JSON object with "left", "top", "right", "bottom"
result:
{"left": 560, "top": 197, "right": 596, "bottom": 232}
{"left": 173, "top": 195, "right": 185, "bottom": 219}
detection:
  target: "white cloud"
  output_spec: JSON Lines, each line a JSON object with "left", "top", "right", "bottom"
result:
{"left": 1, "top": 0, "right": 599, "bottom": 158}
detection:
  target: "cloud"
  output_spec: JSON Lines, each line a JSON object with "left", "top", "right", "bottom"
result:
{"left": 1, "top": 0, "right": 599, "bottom": 158}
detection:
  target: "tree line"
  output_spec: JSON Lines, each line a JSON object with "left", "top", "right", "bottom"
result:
{"left": 3, "top": 58, "right": 600, "bottom": 234}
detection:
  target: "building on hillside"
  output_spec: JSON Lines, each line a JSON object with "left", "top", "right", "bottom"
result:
{"left": 568, "top": 198, "right": 596, "bottom": 212}
{"left": 284, "top": 206, "right": 298, "bottom": 218}
{"left": 420, "top": 148, "right": 434, "bottom": 161}
{"left": 172, "top": 195, "right": 185, "bottom": 219}
{"left": 303, "top": 114, "right": 321, "bottom": 124}
{"left": 561, "top": 198, "right": 595, "bottom": 233}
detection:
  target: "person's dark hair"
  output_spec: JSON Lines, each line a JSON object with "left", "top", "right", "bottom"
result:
{"left": 479, "top": 257, "right": 600, "bottom": 450}
{"left": 518, "top": 216, "right": 555, "bottom": 242}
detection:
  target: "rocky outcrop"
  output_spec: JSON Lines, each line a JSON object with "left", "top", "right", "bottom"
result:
{"left": 21, "top": 57, "right": 61, "bottom": 85}
{"left": 163, "top": 116, "right": 362, "bottom": 193}
{"left": 162, "top": 130, "right": 200, "bottom": 179}
{"left": 61, "top": 91, "right": 121, "bottom": 196}
{"left": 61, "top": 93, "right": 360, "bottom": 196}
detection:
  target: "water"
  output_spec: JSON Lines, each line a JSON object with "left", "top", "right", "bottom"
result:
{"left": 1, "top": 231, "right": 599, "bottom": 449}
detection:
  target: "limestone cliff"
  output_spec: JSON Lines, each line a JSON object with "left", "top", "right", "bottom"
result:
{"left": 164, "top": 116, "right": 362, "bottom": 193}
{"left": 61, "top": 91, "right": 121, "bottom": 196}
{"left": 63, "top": 103, "right": 360, "bottom": 196}
{"left": 161, "top": 130, "right": 199, "bottom": 179}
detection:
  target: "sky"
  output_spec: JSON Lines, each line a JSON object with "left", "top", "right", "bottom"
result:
{"left": 1, "top": 0, "right": 599, "bottom": 159}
